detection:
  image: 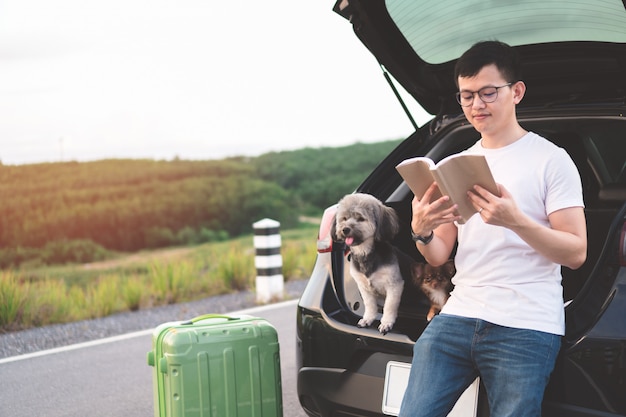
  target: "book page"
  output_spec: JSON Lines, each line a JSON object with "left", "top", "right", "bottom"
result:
{"left": 396, "top": 154, "right": 497, "bottom": 223}
{"left": 395, "top": 157, "right": 444, "bottom": 203}
{"left": 431, "top": 154, "right": 498, "bottom": 223}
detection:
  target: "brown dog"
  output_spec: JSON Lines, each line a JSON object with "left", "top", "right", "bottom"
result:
{"left": 417, "top": 260, "right": 455, "bottom": 321}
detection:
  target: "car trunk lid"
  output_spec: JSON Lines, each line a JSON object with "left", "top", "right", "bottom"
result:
{"left": 333, "top": 0, "right": 626, "bottom": 117}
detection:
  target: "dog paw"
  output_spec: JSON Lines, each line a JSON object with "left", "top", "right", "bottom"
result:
{"left": 357, "top": 317, "right": 375, "bottom": 328}
{"left": 427, "top": 306, "right": 439, "bottom": 321}
{"left": 378, "top": 320, "right": 395, "bottom": 335}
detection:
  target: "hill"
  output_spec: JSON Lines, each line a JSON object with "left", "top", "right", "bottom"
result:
{"left": 0, "top": 140, "right": 401, "bottom": 268}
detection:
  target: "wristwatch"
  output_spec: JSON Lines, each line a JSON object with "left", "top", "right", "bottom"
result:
{"left": 411, "top": 229, "right": 434, "bottom": 245}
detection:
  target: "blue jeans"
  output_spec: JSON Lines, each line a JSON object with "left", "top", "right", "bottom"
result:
{"left": 399, "top": 314, "right": 560, "bottom": 417}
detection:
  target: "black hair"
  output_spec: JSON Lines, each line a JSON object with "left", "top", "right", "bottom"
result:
{"left": 454, "top": 40, "right": 521, "bottom": 87}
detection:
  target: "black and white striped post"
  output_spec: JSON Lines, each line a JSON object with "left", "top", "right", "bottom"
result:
{"left": 253, "top": 218, "right": 284, "bottom": 304}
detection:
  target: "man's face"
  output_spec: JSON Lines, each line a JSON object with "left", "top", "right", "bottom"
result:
{"left": 457, "top": 64, "right": 519, "bottom": 137}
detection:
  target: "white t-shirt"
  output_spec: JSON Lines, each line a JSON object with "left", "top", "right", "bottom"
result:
{"left": 441, "top": 132, "right": 584, "bottom": 335}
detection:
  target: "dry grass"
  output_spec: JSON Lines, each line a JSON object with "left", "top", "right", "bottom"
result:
{"left": 0, "top": 224, "right": 318, "bottom": 332}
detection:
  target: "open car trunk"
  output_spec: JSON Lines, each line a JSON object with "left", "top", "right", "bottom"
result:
{"left": 329, "top": 114, "right": 626, "bottom": 344}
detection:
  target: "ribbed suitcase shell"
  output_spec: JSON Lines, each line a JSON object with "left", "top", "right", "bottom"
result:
{"left": 147, "top": 314, "right": 283, "bottom": 417}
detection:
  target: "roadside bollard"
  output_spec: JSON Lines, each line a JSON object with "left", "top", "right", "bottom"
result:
{"left": 253, "top": 218, "right": 284, "bottom": 303}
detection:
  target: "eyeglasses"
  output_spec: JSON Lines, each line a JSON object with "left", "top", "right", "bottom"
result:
{"left": 455, "top": 83, "right": 512, "bottom": 107}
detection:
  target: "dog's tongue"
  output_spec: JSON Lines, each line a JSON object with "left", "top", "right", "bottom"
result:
{"left": 345, "top": 236, "right": 354, "bottom": 246}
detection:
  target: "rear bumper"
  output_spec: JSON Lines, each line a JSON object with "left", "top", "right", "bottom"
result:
{"left": 296, "top": 312, "right": 413, "bottom": 417}
{"left": 297, "top": 367, "right": 385, "bottom": 417}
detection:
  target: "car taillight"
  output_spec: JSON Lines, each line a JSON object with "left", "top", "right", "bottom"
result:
{"left": 317, "top": 204, "right": 338, "bottom": 253}
{"left": 619, "top": 223, "right": 626, "bottom": 266}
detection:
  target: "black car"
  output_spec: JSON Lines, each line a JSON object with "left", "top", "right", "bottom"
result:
{"left": 296, "top": 1, "right": 626, "bottom": 416}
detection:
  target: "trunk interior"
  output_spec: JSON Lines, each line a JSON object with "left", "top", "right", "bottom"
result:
{"left": 333, "top": 115, "right": 626, "bottom": 342}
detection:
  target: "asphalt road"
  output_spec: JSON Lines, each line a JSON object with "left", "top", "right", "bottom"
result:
{"left": 0, "top": 299, "right": 307, "bottom": 417}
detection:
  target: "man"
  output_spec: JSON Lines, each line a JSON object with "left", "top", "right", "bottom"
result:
{"left": 399, "top": 41, "right": 587, "bottom": 417}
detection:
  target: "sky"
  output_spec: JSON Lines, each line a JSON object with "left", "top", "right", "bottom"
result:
{"left": 0, "top": 0, "right": 432, "bottom": 165}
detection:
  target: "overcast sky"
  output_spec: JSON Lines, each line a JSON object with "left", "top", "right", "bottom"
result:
{"left": 0, "top": 0, "right": 431, "bottom": 165}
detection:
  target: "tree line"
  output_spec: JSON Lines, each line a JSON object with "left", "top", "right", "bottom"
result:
{"left": 0, "top": 140, "right": 401, "bottom": 268}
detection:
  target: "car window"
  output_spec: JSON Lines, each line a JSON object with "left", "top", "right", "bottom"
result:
{"left": 385, "top": 0, "right": 626, "bottom": 64}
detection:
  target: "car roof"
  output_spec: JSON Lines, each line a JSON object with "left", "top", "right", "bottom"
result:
{"left": 334, "top": 0, "right": 626, "bottom": 115}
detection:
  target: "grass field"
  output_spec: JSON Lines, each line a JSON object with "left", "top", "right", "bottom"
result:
{"left": 0, "top": 223, "right": 319, "bottom": 332}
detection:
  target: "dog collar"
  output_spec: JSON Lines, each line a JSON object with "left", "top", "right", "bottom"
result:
{"left": 411, "top": 229, "right": 434, "bottom": 245}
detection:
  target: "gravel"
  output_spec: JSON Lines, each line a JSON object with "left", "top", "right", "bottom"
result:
{"left": 0, "top": 279, "right": 308, "bottom": 360}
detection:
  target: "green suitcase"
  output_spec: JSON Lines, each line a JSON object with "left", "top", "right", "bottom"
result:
{"left": 147, "top": 314, "right": 283, "bottom": 417}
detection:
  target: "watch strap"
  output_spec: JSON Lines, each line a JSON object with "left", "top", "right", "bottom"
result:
{"left": 411, "top": 229, "right": 434, "bottom": 245}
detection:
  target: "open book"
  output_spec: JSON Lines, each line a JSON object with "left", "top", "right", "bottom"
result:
{"left": 395, "top": 154, "right": 498, "bottom": 224}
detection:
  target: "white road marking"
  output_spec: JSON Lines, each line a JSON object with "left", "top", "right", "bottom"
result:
{"left": 0, "top": 298, "right": 299, "bottom": 365}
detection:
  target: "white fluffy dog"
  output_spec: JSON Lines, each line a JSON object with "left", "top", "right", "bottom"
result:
{"left": 331, "top": 193, "right": 455, "bottom": 334}
{"left": 331, "top": 193, "right": 419, "bottom": 334}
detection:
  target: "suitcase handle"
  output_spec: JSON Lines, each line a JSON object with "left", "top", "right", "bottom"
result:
{"left": 180, "top": 314, "right": 240, "bottom": 325}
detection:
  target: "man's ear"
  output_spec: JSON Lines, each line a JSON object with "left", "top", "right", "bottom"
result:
{"left": 512, "top": 81, "right": 526, "bottom": 104}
